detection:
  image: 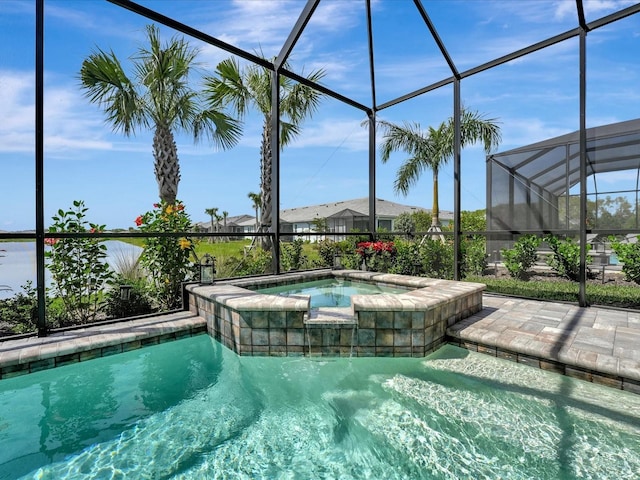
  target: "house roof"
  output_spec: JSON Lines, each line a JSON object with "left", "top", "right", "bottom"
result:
{"left": 280, "top": 197, "right": 441, "bottom": 223}
{"left": 196, "top": 198, "right": 452, "bottom": 227}
{"left": 195, "top": 214, "right": 254, "bottom": 230}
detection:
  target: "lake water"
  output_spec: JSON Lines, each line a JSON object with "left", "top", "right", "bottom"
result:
{"left": 0, "top": 241, "right": 142, "bottom": 299}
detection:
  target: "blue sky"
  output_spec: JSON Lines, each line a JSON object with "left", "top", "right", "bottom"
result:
{"left": 1, "top": 0, "right": 639, "bottom": 232}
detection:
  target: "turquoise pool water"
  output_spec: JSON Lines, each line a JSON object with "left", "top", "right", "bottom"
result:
{"left": 257, "top": 278, "right": 408, "bottom": 308}
{"left": 1, "top": 336, "right": 639, "bottom": 479}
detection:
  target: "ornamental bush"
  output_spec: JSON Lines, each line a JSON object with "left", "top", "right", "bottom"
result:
{"left": 356, "top": 241, "right": 395, "bottom": 272}
{"left": 394, "top": 212, "right": 416, "bottom": 238}
{"left": 501, "top": 234, "right": 540, "bottom": 279}
{"left": 46, "top": 200, "right": 113, "bottom": 324}
{"left": 136, "top": 200, "right": 197, "bottom": 310}
{"left": 0, "top": 282, "right": 38, "bottom": 334}
{"left": 544, "top": 235, "right": 588, "bottom": 281}
{"left": 610, "top": 238, "right": 640, "bottom": 284}
{"left": 418, "top": 237, "right": 455, "bottom": 279}
{"left": 280, "top": 239, "right": 308, "bottom": 271}
{"left": 388, "top": 239, "right": 421, "bottom": 275}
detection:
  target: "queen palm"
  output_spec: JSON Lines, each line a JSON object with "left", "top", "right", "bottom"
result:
{"left": 79, "top": 25, "right": 241, "bottom": 205}
{"left": 378, "top": 109, "right": 501, "bottom": 229}
{"left": 204, "top": 207, "right": 218, "bottom": 242}
{"left": 204, "top": 58, "right": 325, "bottom": 250}
{"left": 222, "top": 211, "right": 229, "bottom": 241}
{"left": 247, "top": 191, "right": 261, "bottom": 232}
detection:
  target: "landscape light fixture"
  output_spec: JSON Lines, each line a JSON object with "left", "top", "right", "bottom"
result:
{"left": 200, "top": 253, "right": 216, "bottom": 284}
{"left": 119, "top": 284, "right": 133, "bottom": 301}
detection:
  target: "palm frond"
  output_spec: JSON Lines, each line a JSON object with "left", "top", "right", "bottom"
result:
{"left": 79, "top": 48, "right": 143, "bottom": 135}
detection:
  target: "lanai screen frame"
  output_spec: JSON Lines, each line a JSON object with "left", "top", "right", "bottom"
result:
{"left": 487, "top": 118, "right": 640, "bottom": 251}
{"left": 22, "top": 0, "right": 640, "bottom": 335}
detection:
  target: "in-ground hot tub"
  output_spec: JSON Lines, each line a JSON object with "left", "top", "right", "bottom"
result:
{"left": 186, "top": 269, "right": 485, "bottom": 357}
{"left": 256, "top": 277, "right": 410, "bottom": 308}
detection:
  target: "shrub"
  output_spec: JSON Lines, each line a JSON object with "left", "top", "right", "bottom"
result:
{"left": 316, "top": 239, "right": 338, "bottom": 267}
{"left": 340, "top": 253, "right": 362, "bottom": 270}
{"left": 388, "top": 240, "right": 421, "bottom": 275}
{"left": 418, "top": 238, "right": 455, "bottom": 279}
{"left": 501, "top": 234, "right": 540, "bottom": 279}
{"left": 220, "top": 249, "right": 273, "bottom": 277}
{"left": 544, "top": 235, "right": 588, "bottom": 281}
{"left": 0, "top": 282, "right": 38, "bottom": 334}
{"left": 466, "top": 275, "right": 640, "bottom": 309}
{"left": 610, "top": 238, "right": 640, "bottom": 284}
{"left": 103, "top": 279, "right": 156, "bottom": 319}
{"left": 280, "top": 239, "right": 307, "bottom": 271}
{"left": 46, "top": 200, "right": 114, "bottom": 323}
{"left": 136, "top": 201, "right": 197, "bottom": 310}
{"left": 394, "top": 212, "right": 416, "bottom": 238}
{"left": 462, "top": 235, "right": 488, "bottom": 277}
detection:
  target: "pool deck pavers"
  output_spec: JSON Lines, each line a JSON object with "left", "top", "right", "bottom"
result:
{"left": 447, "top": 294, "right": 640, "bottom": 393}
{"left": 0, "top": 295, "right": 639, "bottom": 394}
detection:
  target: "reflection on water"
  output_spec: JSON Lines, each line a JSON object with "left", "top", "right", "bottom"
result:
{"left": 0, "top": 241, "right": 142, "bottom": 299}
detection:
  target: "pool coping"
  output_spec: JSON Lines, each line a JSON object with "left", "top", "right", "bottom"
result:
{"left": 0, "top": 311, "right": 206, "bottom": 379}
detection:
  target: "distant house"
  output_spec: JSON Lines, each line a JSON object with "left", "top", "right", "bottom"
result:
{"left": 196, "top": 198, "right": 450, "bottom": 242}
{"left": 280, "top": 197, "right": 450, "bottom": 241}
{"left": 195, "top": 214, "right": 255, "bottom": 235}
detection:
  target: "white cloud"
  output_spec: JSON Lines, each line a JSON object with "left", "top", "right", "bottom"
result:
{"left": 500, "top": 117, "right": 574, "bottom": 148}
{"left": 288, "top": 118, "right": 369, "bottom": 151}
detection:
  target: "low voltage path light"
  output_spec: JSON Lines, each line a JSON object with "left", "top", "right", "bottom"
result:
{"left": 119, "top": 284, "right": 133, "bottom": 301}
{"left": 200, "top": 253, "right": 216, "bottom": 284}
{"left": 333, "top": 251, "right": 343, "bottom": 269}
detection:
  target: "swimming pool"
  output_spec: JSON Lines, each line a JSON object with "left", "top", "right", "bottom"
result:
{"left": 1, "top": 335, "right": 638, "bottom": 479}
{"left": 257, "top": 278, "right": 409, "bottom": 308}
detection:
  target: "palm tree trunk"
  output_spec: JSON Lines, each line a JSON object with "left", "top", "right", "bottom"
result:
{"left": 431, "top": 167, "right": 439, "bottom": 228}
{"left": 259, "top": 117, "right": 272, "bottom": 251}
{"left": 153, "top": 123, "right": 180, "bottom": 205}
{"left": 427, "top": 167, "right": 445, "bottom": 242}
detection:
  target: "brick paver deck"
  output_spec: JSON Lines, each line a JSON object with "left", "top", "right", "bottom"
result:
{"left": 447, "top": 294, "right": 640, "bottom": 393}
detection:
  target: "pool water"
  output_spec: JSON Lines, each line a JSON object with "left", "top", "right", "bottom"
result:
{"left": 257, "top": 278, "right": 408, "bottom": 308}
{"left": 1, "top": 336, "right": 639, "bottom": 479}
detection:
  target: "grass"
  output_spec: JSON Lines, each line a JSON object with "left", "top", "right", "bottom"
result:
{"left": 467, "top": 275, "right": 640, "bottom": 309}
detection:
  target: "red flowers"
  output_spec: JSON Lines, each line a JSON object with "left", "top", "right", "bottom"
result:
{"left": 356, "top": 241, "right": 395, "bottom": 256}
{"left": 44, "top": 237, "right": 58, "bottom": 246}
{"left": 135, "top": 215, "right": 143, "bottom": 227}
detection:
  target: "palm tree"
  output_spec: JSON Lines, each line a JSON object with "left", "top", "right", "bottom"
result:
{"left": 213, "top": 210, "right": 223, "bottom": 237}
{"left": 204, "top": 207, "right": 218, "bottom": 243}
{"left": 204, "top": 58, "right": 325, "bottom": 249}
{"left": 222, "top": 210, "right": 229, "bottom": 242}
{"left": 247, "top": 191, "right": 261, "bottom": 232}
{"left": 79, "top": 24, "right": 241, "bottom": 205}
{"left": 378, "top": 108, "right": 501, "bottom": 229}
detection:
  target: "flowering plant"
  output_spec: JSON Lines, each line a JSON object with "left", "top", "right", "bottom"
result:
{"left": 136, "top": 200, "right": 196, "bottom": 310}
{"left": 356, "top": 241, "right": 396, "bottom": 272}
{"left": 356, "top": 241, "right": 395, "bottom": 257}
{"left": 45, "top": 200, "right": 113, "bottom": 324}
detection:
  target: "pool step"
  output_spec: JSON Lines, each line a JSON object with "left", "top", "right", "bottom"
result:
{"left": 304, "top": 307, "right": 357, "bottom": 326}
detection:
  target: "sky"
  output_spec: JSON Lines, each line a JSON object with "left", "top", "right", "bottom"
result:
{"left": 0, "top": 0, "right": 639, "bottom": 232}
